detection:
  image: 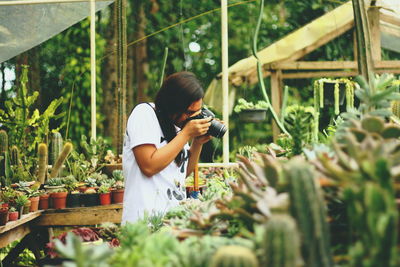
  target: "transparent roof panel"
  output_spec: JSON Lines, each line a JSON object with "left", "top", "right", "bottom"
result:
{"left": 0, "top": 0, "right": 113, "bottom": 63}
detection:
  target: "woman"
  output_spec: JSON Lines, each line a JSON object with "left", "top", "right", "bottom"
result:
{"left": 122, "top": 72, "right": 212, "bottom": 223}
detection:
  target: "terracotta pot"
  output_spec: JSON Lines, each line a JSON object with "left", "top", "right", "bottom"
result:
{"left": 29, "top": 196, "right": 40, "bottom": 212}
{"left": 99, "top": 193, "right": 111, "bottom": 205}
{"left": 39, "top": 194, "right": 50, "bottom": 210}
{"left": 8, "top": 211, "right": 18, "bottom": 221}
{"left": 1, "top": 203, "right": 9, "bottom": 209}
{"left": 50, "top": 192, "right": 68, "bottom": 209}
{"left": 0, "top": 208, "right": 8, "bottom": 226}
{"left": 111, "top": 189, "right": 124, "bottom": 204}
{"left": 23, "top": 201, "right": 31, "bottom": 214}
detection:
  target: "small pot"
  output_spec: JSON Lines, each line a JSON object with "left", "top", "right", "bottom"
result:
{"left": 0, "top": 208, "right": 8, "bottom": 226}
{"left": 81, "top": 193, "right": 99, "bottom": 207}
{"left": 111, "top": 189, "right": 124, "bottom": 204}
{"left": 239, "top": 109, "right": 267, "bottom": 122}
{"left": 23, "top": 201, "right": 31, "bottom": 214}
{"left": 99, "top": 193, "right": 111, "bottom": 205}
{"left": 29, "top": 196, "right": 40, "bottom": 212}
{"left": 39, "top": 194, "right": 50, "bottom": 210}
{"left": 50, "top": 192, "right": 68, "bottom": 210}
{"left": 67, "top": 193, "right": 81, "bottom": 208}
{"left": 8, "top": 211, "right": 18, "bottom": 221}
{"left": 1, "top": 203, "right": 9, "bottom": 209}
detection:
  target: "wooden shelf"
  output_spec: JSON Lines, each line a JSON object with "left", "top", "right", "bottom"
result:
{"left": 36, "top": 204, "right": 123, "bottom": 226}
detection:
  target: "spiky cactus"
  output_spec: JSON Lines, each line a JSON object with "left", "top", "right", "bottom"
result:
{"left": 10, "top": 146, "right": 20, "bottom": 166}
{"left": 391, "top": 100, "right": 400, "bottom": 118}
{"left": 0, "top": 130, "right": 8, "bottom": 154}
{"left": 209, "top": 245, "right": 259, "bottom": 267}
{"left": 262, "top": 214, "right": 302, "bottom": 267}
{"left": 38, "top": 143, "right": 48, "bottom": 184}
{"left": 50, "top": 142, "right": 73, "bottom": 178}
{"left": 284, "top": 157, "right": 333, "bottom": 267}
{"left": 50, "top": 132, "right": 63, "bottom": 166}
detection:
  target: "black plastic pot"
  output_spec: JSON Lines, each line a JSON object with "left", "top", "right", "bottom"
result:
{"left": 81, "top": 193, "right": 99, "bottom": 207}
{"left": 67, "top": 193, "right": 81, "bottom": 208}
{"left": 239, "top": 109, "right": 267, "bottom": 122}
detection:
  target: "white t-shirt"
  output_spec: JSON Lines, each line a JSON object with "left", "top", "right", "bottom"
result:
{"left": 122, "top": 103, "right": 189, "bottom": 224}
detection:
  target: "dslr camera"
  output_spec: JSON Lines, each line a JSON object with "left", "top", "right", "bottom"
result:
{"left": 186, "top": 108, "right": 227, "bottom": 138}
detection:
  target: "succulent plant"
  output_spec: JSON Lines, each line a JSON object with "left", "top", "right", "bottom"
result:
{"left": 10, "top": 145, "right": 20, "bottom": 166}
{"left": 50, "top": 131, "right": 63, "bottom": 166}
{"left": 38, "top": 143, "right": 48, "bottom": 184}
{"left": 284, "top": 157, "right": 333, "bottom": 267}
{"left": 50, "top": 142, "right": 73, "bottom": 178}
{"left": 0, "top": 130, "right": 8, "bottom": 154}
{"left": 262, "top": 214, "right": 302, "bottom": 267}
{"left": 209, "top": 245, "right": 259, "bottom": 267}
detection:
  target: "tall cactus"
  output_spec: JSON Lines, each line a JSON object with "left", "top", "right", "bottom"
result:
{"left": 209, "top": 245, "right": 259, "bottom": 267}
{"left": 50, "top": 142, "right": 73, "bottom": 178}
{"left": 262, "top": 214, "right": 302, "bottom": 267}
{"left": 0, "top": 130, "right": 8, "bottom": 154}
{"left": 38, "top": 143, "right": 48, "bottom": 184}
{"left": 284, "top": 157, "right": 333, "bottom": 267}
{"left": 10, "top": 146, "right": 20, "bottom": 166}
{"left": 50, "top": 132, "right": 63, "bottom": 166}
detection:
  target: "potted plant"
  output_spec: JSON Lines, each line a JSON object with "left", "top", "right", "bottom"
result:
{"left": 81, "top": 188, "right": 99, "bottom": 207}
{"left": 0, "top": 188, "right": 16, "bottom": 208}
{"left": 0, "top": 206, "right": 8, "bottom": 226}
{"left": 64, "top": 175, "right": 80, "bottom": 208}
{"left": 50, "top": 188, "right": 68, "bottom": 209}
{"left": 27, "top": 189, "right": 40, "bottom": 212}
{"left": 44, "top": 177, "right": 65, "bottom": 193}
{"left": 8, "top": 207, "right": 18, "bottom": 221}
{"left": 111, "top": 170, "right": 124, "bottom": 204}
{"left": 98, "top": 184, "right": 111, "bottom": 206}
{"left": 15, "top": 194, "right": 29, "bottom": 217}
{"left": 39, "top": 190, "right": 50, "bottom": 210}
{"left": 234, "top": 98, "right": 268, "bottom": 122}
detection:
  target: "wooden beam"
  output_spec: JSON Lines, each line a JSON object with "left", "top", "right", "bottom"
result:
{"left": 0, "top": 211, "right": 42, "bottom": 235}
{"left": 267, "top": 61, "right": 357, "bottom": 70}
{"left": 375, "top": 61, "right": 400, "bottom": 69}
{"left": 271, "top": 70, "right": 282, "bottom": 141}
{"left": 380, "top": 13, "right": 400, "bottom": 27}
{"left": 282, "top": 71, "right": 358, "bottom": 79}
{"left": 36, "top": 204, "right": 123, "bottom": 226}
{"left": 0, "top": 224, "right": 30, "bottom": 249}
{"left": 283, "top": 20, "right": 354, "bottom": 63}
{"left": 368, "top": 6, "right": 381, "bottom": 62}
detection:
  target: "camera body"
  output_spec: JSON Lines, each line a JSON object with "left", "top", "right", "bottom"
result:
{"left": 186, "top": 108, "right": 227, "bottom": 138}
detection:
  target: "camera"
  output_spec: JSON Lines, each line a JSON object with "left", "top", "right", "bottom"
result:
{"left": 186, "top": 108, "right": 227, "bottom": 138}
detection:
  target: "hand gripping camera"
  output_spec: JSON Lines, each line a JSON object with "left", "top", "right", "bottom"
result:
{"left": 186, "top": 108, "right": 227, "bottom": 138}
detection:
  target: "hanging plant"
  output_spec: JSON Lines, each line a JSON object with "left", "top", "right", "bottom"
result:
{"left": 313, "top": 78, "right": 355, "bottom": 141}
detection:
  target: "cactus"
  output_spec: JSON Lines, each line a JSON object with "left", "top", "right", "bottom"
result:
{"left": 38, "top": 143, "right": 48, "bottom": 184}
{"left": 50, "top": 142, "right": 73, "bottom": 179}
{"left": 262, "top": 214, "right": 302, "bottom": 267}
{"left": 209, "top": 245, "right": 259, "bottom": 267}
{"left": 391, "top": 100, "right": 400, "bottom": 118}
{"left": 0, "top": 130, "right": 8, "bottom": 154}
{"left": 0, "top": 151, "right": 12, "bottom": 187}
{"left": 10, "top": 146, "right": 20, "bottom": 166}
{"left": 50, "top": 132, "right": 63, "bottom": 166}
{"left": 284, "top": 157, "right": 333, "bottom": 267}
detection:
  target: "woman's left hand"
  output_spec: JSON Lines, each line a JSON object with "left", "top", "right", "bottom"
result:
{"left": 193, "top": 134, "right": 212, "bottom": 145}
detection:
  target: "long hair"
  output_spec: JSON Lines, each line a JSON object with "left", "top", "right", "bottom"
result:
{"left": 154, "top": 72, "right": 204, "bottom": 165}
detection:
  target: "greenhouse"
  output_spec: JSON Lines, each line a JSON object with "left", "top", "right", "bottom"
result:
{"left": 0, "top": 0, "right": 399, "bottom": 266}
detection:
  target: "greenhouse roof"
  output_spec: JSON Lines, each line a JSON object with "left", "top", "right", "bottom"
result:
{"left": 205, "top": 0, "right": 400, "bottom": 112}
{"left": 0, "top": 0, "right": 113, "bottom": 63}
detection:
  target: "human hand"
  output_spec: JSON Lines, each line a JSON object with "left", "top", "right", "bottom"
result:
{"left": 193, "top": 134, "right": 212, "bottom": 145}
{"left": 182, "top": 117, "right": 212, "bottom": 138}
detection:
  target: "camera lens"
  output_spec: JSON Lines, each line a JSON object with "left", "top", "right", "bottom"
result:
{"left": 208, "top": 119, "right": 227, "bottom": 138}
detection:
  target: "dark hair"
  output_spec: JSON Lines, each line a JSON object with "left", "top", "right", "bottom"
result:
{"left": 154, "top": 72, "right": 204, "bottom": 165}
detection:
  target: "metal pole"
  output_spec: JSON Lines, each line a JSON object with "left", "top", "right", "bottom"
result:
{"left": 90, "top": 0, "right": 96, "bottom": 140}
{"left": 221, "top": 0, "right": 229, "bottom": 163}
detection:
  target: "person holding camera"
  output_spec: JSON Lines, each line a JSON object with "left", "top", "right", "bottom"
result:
{"left": 122, "top": 71, "right": 225, "bottom": 223}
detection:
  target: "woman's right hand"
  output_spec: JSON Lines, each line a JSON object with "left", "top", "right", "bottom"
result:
{"left": 181, "top": 117, "right": 212, "bottom": 138}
